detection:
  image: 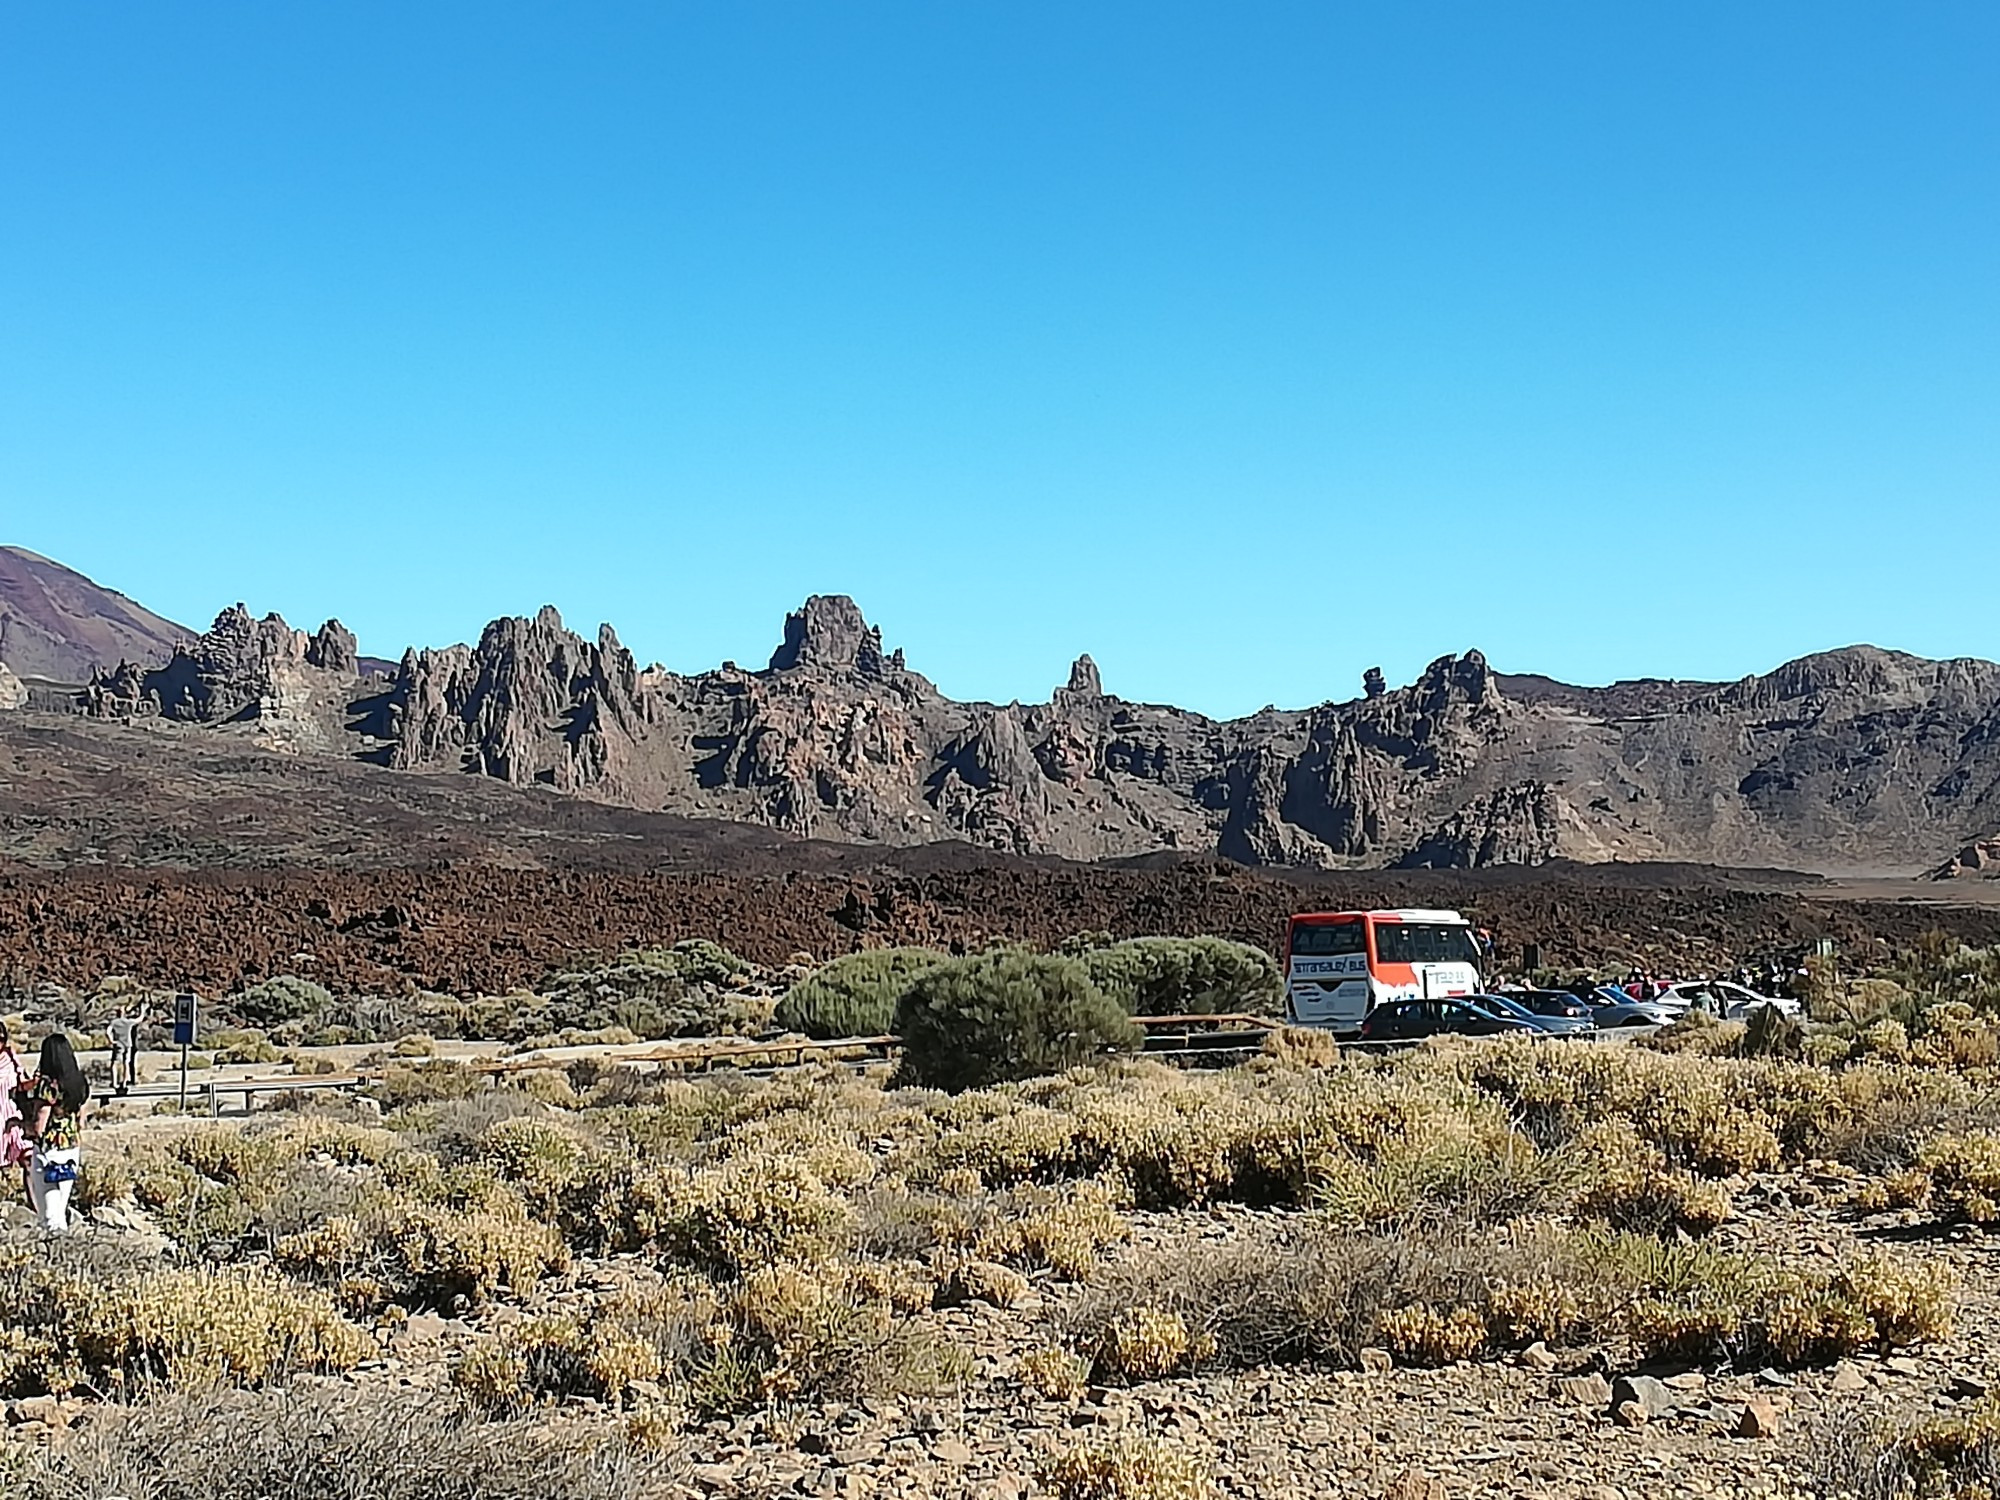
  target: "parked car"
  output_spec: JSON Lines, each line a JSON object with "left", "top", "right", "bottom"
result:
{"left": 1655, "top": 980, "right": 1803, "bottom": 1021}
{"left": 1591, "top": 1000, "right": 1675, "bottom": 1028}
{"left": 1359, "top": 998, "right": 1539, "bottom": 1043}
{"left": 1466, "top": 993, "right": 1594, "bottom": 1035}
{"left": 1506, "top": 989, "right": 1597, "bottom": 1024}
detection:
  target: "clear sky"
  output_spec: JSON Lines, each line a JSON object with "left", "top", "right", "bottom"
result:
{"left": 2, "top": 4, "right": 1994, "bottom": 717}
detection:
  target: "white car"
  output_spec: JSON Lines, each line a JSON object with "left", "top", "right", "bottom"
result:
{"left": 1654, "top": 980, "right": 1803, "bottom": 1022}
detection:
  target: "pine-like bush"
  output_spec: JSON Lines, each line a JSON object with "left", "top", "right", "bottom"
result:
{"left": 894, "top": 951, "right": 1140, "bottom": 1092}
{"left": 1075, "top": 936, "right": 1281, "bottom": 1018}
{"left": 231, "top": 976, "right": 335, "bottom": 1028}
{"left": 775, "top": 947, "right": 948, "bottom": 1039}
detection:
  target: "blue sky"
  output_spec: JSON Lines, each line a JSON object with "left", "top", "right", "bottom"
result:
{"left": 2, "top": 3, "right": 1994, "bottom": 717}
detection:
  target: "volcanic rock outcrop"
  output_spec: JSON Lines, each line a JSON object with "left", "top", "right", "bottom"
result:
{"left": 15, "top": 542, "right": 2000, "bottom": 873}
{"left": 383, "top": 606, "right": 674, "bottom": 801}
{"left": 363, "top": 608, "right": 2000, "bottom": 873}
{"left": 1934, "top": 838, "right": 2000, "bottom": 880}
{"left": 1398, "top": 783, "right": 1611, "bottom": 869}
{"left": 0, "top": 663, "right": 25, "bottom": 712}
{"left": 82, "top": 604, "right": 364, "bottom": 752}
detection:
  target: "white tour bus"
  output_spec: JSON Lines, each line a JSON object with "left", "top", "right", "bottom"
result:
{"left": 1284, "top": 908, "right": 1484, "bottom": 1032}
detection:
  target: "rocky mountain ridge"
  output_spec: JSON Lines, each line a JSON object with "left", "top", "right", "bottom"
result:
{"left": 33, "top": 568, "right": 2000, "bottom": 875}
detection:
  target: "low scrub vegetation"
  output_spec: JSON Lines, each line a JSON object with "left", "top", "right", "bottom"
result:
{"left": 1065, "top": 934, "right": 1281, "bottom": 1018}
{"left": 47, "top": 935, "right": 2000, "bottom": 1480}
{"left": 12, "top": 1387, "right": 664, "bottom": 1500}
{"left": 1060, "top": 1222, "right": 1950, "bottom": 1378}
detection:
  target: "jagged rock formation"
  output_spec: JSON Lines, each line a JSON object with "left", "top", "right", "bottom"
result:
{"left": 0, "top": 546, "right": 192, "bottom": 684}
{"left": 0, "top": 663, "right": 25, "bottom": 711}
{"left": 367, "top": 607, "right": 2000, "bottom": 874}
{"left": 383, "top": 607, "right": 674, "bottom": 800}
{"left": 14, "top": 542, "right": 2000, "bottom": 874}
{"left": 1398, "top": 783, "right": 1612, "bottom": 869}
{"left": 82, "top": 605, "right": 366, "bottom": 753}
{"left": 355, "top": 598, "right": 2000, "bottom": 874}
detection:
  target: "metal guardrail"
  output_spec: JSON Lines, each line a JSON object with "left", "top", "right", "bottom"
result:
{"left": 100, "top": 1012, "right": 1659, "bottom": 1117}
{"left": 475, "top": 1034, "right": 900, "bottom": 1076}
{"left": 112, "top": 1071, "right": 381, "bottom": 1117}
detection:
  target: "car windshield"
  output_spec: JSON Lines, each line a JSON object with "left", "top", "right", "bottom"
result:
{"left": 1372, "top": 922, "right": 1482, "bottom": 966}
{"left": 1291, "top": 921, "right": 1366, "bottom": 956}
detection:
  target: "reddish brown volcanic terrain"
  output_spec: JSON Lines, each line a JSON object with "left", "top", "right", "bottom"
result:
{"left": 6, "top": 857, "right": 1999, "bottom": 999}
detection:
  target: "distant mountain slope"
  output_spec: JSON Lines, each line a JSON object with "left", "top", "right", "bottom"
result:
{"left": 0, "top": 546, "right": 193, "bottom": 684}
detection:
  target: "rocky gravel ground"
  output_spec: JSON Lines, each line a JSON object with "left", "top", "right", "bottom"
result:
{"left": 586, "top": 1184, "right": 1997, "bottom": 1500}
{"left": 17, "top": 1175, "right": 1979, "bottom": 1499}
{"left": 7, "top": 1118, "right": 1996, "bottom": 1499}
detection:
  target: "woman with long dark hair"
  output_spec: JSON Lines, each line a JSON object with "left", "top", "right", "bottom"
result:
{"left": 5, "top": 1033, "right": 90, "bottom": 1232}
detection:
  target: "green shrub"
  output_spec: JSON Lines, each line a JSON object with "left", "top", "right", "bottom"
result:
{"left": 533, "top": 941, "right": 762, "bottom": 1041}
{"left": 206, "top": 1028, "right": 283, "bottom": 1066}
{"left": 1077, "top": 936, "right": 1281, "bottom": 1018}
{"left": 775, "top": 947, "right": 948, "bottom": 1039}
{"left": 231, "top": 976, "right": 335, "bottom": 1029}
{"left": 894, "top": 951, "right": 1140, "bottom": 1093}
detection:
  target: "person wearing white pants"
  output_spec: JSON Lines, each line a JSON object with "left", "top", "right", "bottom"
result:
{"left": 27, "top": 1146, "right": 80, "bottom": 1233}
{"left": 5, "top": 1033, "right": 91, "bottom": 1234}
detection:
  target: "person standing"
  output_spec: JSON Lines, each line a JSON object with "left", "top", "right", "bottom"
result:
{"left": 6, "top": 1034, "right": 91, "bottom": 1233}
{"left": 0, "top": 1022, "right": 27, "bottom": 1200}
{"left": 107, "top": 1001, "right": 149, "bottom": 1095}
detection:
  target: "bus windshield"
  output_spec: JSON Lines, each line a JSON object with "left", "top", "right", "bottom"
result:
{"left": 1290, "top": 922, "right": 1365, "bottom": 956}
{"left": 1372, "top": 922, "right": 1481, "bottom": 966}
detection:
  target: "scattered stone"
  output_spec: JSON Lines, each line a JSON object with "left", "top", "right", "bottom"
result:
{"left": 1663, "top": 1371, "right": 1706, "bottom": 1391}
{"left": 1359, "top": 1348, "right": 1394, "bottom": 1376}
{"left": 1753, "top": 1368, "right": 1795, "bottom": 1388}
{"left": 1736, "top": 1398, "right": 1781, "bottom": 1439}
{"left": 1555, "top": 1373, "right": 1612, "bottom": 1408}
{"left": 1829, "top": 1361, "right": 1869, "bottom": 1394}
{"left": 1382, "top": 1471, "right": 1448, "bottom": 1500}
{"left": 1517, "top": 1341, "right": 1558, "bottom": 1371}
{"left": 1609, "top": 1375, "right": 1675, "bottom": 1421}
{"left": 1613, "top": 1400, "right": 1650, "bottom": 1429}
{"left": 1949, "top": 1374, "right": 1990, "bottom": 1401}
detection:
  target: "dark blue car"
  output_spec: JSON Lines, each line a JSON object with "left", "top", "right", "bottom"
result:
{"left": 1466, "top": 993, "right": 1594, "bottom": 1035}
{"left": 1359, "top": 998, "right": 1539, "bottom": 1043}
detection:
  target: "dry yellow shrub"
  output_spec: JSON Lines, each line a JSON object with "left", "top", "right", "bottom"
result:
{"left": 1098, "top": 1306, "right": 1210, "bottom": 1381}
{"left": 1019, "top": 1345, "right": 1090, "bottom": 1401}
{"left": 1259, "top": 1027, "right": 1340, "bottom": 1068}
{"left": 1042, "top": 1434, "right": 1211, "bottom": 1500}
{"left": 1377, "top": 1303, "right": 1487, "bottom": 1366}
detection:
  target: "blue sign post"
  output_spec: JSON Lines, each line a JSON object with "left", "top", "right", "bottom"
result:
{"left": 172, "top": 993, "right": 198, "bottom": 1109}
